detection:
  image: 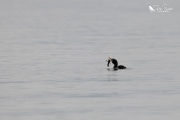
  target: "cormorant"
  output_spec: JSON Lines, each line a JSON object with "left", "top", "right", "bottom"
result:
{"left": 106, "top": 57, "right": 126, "bottom": 70}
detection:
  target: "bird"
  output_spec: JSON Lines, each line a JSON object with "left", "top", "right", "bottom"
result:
{"left": 149, "top": 6, "right": 155, "bottom": 12}
{"left": 106, "top": 57, "right": 126, "bottom": 70}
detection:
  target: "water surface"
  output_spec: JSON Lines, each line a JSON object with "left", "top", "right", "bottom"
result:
{"left": 0, "top": 0, "right": 180, "bottom": 120}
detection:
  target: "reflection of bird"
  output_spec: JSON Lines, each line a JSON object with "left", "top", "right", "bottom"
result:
{"left": 149, "top": 6, "right": 155, "bottom": 12}
{"left": 106, "top": 57, "right": 126, "bottom": 70}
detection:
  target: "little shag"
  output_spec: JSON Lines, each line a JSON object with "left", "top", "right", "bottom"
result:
{"left": 106, "top": 57, "right": 126, "bottom": 70}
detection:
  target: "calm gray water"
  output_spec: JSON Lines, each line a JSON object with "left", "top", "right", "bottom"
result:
{"left": 0, "top": 0, "right": 180, "bottom": 120}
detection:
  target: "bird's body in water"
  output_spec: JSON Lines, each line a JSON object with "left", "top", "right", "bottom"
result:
{"left": 107, "top": 57, "right": 126, "bottom": 70}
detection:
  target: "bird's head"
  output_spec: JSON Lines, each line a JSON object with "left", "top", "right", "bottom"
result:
{"left": 106, "top": 57, "right": 112, "bottom": 67}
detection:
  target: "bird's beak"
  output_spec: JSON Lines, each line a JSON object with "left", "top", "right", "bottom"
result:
{"left": 107, "top": 57, "right": 111, "bottom": 67}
